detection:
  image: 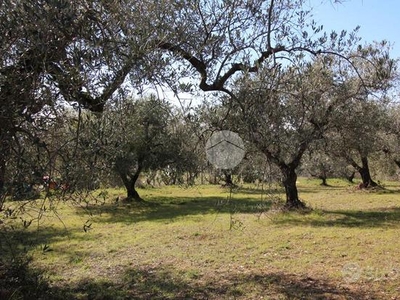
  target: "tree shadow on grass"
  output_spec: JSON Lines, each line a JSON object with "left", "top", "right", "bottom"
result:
{"left": 74, "top": 195, "right": 274, "bottom": 224}
{"left": 0, "top": 225, "right": 74, "bottom": 260}
{"left": 22, "top": 264, "right": 381, "bottom": 299}
{"left": 237, "top": 186, "right": 325, "bottom": 195}
{"left": 74, "top": 189, "right": 400, "bottom": 229}
{"left": 272, "top": 207, "right": 400, "bottom": 228}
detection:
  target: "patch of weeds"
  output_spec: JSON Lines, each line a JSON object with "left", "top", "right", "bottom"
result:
{"left": 68, "top": 252, "right": 84, "bottom": 265}
{"left": 227, "top": 287, "right": 245, "bottom": 297}
{"left": 277, "top": 242, "right": 291, "bottom": 251}
{"left": 229, "top": 213, "right": 245, "bottom": 231}
{"left": 124, "top": 267, "right": 184, "bottom": 298}
{"left": 184, "top": 269, "right": 201, "bottom": 280}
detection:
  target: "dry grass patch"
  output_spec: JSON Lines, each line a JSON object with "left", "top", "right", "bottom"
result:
{"left": 2, "top": 179, "right": 400, "bottom": 299}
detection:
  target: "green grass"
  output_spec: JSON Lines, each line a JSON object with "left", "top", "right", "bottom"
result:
{"left": 3, "top": 178, "right": 400, "bottom": 299}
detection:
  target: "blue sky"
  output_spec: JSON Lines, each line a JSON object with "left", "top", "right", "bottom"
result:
{"left": 312, "top": 0, "right": 400, "bottom": 58}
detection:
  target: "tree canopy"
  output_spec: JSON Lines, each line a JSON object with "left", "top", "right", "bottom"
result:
{"left": 0, "top": 0, "right": 398, "bottom": 207}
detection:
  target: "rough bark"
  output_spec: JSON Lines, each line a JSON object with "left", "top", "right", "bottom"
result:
{"left": 280, "top": 165, "right": 305, "bottom": 209}
{"left": 126, "top": 185, "right": 143, "bottom": 202}
{"left": 260, "top": 143, "right": 307, "bottom": 210}
{"left": 118, "top": 165, "right": 144, "bottom": 202}
{"left": 350, "top": 156, "right": 378, "bottom": 188}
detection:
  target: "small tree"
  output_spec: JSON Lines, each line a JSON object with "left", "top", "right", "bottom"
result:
{"left": 303, "top": 140, "right": 352, "bottom": 186}
{"left": 100, "top": 96, "right": 177, "bottom": 201}
{"left": 302, "top": 150, "right": 336, "bottom": 186}
{"left": 161, "top": 114, "right": 206, "bottom": 186}
{"left": 327, "top": 98, "right": 390, "bottom": 188}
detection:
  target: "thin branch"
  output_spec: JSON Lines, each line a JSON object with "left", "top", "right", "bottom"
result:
{"left": 267, "top": 0, "right": 275, "bottom": 49}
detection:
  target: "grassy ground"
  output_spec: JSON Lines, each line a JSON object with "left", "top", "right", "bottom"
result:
{"left": 3, "top": 178, "right": 400, "bottom": 299}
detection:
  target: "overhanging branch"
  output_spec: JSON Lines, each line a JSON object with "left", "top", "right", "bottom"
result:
{"left": 158, "top": 40, "right": 286, "bottom": 93}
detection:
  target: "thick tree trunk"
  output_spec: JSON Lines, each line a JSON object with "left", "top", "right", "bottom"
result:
{"left": 319, "top": 168, "right": 328, "bottom": 186}
{"left": 118, "top": 164, "right": 143, "bottom": 202}
{"left": 348, "top": 156, "right": 377, "bottom": 188}
{"left": 280, "top": 166, "right": 305, "bottom": 209}
{"left": 320, "top": 176, "right": 328, "bottom": 186}
{"left": 358, "top": 156, "right": 378, "bottom": 188}
{"left": 310, "top": 172, "right": 328, "bottom": 186}
{"left": 126, "top": 185, "right": 143, "bottom": 201}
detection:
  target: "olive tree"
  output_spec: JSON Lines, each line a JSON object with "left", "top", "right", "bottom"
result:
{"left": 0, "top": 0, "right": 151, "bottom": 196}
{"left": 224, "top": 44, "right": 393, "bottom": 207}
{"left": 140, "top": 0, "right": 354, "bottom": 93}
{"left": 227, "top": 58, "right": 344, "bottom": 208}
{"left": 326, "top": 100, "right": 389, "bottom": 187}
{"left": 95, "top": 96, "right": 179, "bottom": 201}
{"left": 324, "top": 44, "right": 397, "bottom": 188}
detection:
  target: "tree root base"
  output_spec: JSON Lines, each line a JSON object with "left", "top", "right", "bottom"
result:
{"left": 283, "top": 200, "right": 310, "bottom": 212}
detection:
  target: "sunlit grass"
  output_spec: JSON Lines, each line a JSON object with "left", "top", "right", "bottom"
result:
{"left": 5, "top": 178, "right": 400, "bottom": 299}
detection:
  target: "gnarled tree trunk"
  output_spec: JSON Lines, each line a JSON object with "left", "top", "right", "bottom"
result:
{"left": 118, "top": 164, "right": 144, "bottom": 202}
{"left": 280, "top": 165, "right": 305, "bottom": 209}
{"left": 126, "top": 184, "right": 143, "bottom": 201}
{"left": 350, "top": 156, "right": 377, "bottom": 188}
{"left": 310, "top": 171, "right": 328, "bottom": 186}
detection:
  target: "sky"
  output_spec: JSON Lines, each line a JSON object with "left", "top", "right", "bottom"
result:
{"left": 311, "top": 0, "right": 400, "bottom": 58}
